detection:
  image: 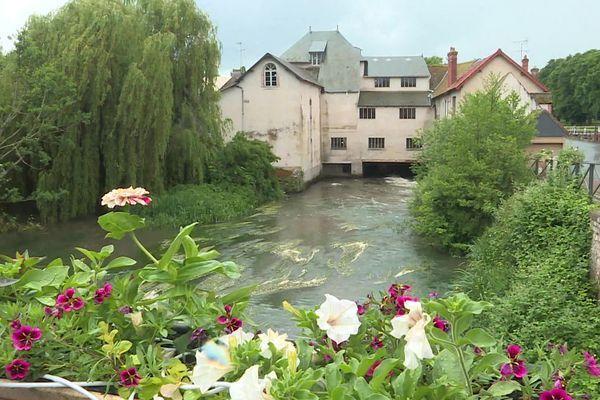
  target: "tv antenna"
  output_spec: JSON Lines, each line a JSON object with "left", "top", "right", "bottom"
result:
{"left": 513, "top": 39, "right": 528, "bottom": 59}
{"left": 236, "top": 42, "right": 245, "bottom": 68}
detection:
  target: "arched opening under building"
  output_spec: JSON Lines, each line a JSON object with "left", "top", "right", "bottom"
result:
{"left": 362, "top": 162, "right": 415, "bottom": 179}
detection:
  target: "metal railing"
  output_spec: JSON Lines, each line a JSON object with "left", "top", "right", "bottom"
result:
{"left": 531, "top": 158, "right": 600, "bottom": 198}
{"left": 564, "top": 126, "right": 600, "bottom": 141}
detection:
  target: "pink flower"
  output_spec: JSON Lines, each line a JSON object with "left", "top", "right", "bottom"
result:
{"left": 388, "top": 284, "right": 412, "bottom": 298}
{"left": 119, "top": 306, "right": 133, "bottom": 314}
{"left": 93, "top": 282, "right": 112, "bottom": 304}
{"left": 500, "top": 344, "right": 527, "bottom": 379}
{"left": 217, "top": 305, "right": 243, "bottom": 333}
{"left": 356, "top": 302, "right": 366, "bottom": 316}
{"left": 44, "top": 306, "right": 64, "bottom": 320}
{"left": 5, "top": 359, "right": 30, "bottom": 380}
{"left": 119, "top": 367, "right": 141, "bottom": 388}
{"left": 366, "top": 360, "right": 382, "bottom": 377}
{"left": 370, "top": 336, "right": 384, "bottom": 350}
{"left": 433, "top": 315, "right": 449, "bottom": 332}
{"left": 395, "top": 295, "right": 418, "bottom": 316}
{"left": 584, "top": 351, "right": 600, "bottom": 377}
{"left": 9, "top": 320, "right": 21, "bottom": 330}
{"left": 11, "top": 326, "right": 42, "bottom": 351}
{"left": 56, "top": 288, "right": 84, "bottom": 312}
{"left": 101, "top": 187, "right": 152, "bottom": 208}
{"left": 540, "top": 388, "right": 572, "bottom": 400}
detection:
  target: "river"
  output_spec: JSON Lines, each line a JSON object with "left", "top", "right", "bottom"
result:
{"left": 0, "top": 178, "right": 459, "bottom": 333}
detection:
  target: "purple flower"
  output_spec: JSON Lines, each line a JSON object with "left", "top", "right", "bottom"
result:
{"left": 395, "top": 295, "right": 418, "bottom": 316}
{"left": 56, "top": 288, "right": 84, "bottom": 312}
{"left": 473, "top": 346, "right": 483, "bottom": 355}
{"left": 217, "top": 305, "right": 243, "bottom": 333}
{"left": 584, "top": 351, "right": 600, "bottom": 377}
{"left": 9, "top": 320, "right": 21, "bottom": 330}
{"left": 191, "top": 328, "right": 208, "bottom": 344}
{"left": 433, "top": 315, "right": 449, "bottom": 332}
{"left": 11, "top": 326, "right": 42, "bottom": 351}
{"left": 44, "top": 306, "right": 64, "bottom": 320}
{"left": 5, "top": 359, "right": 30, "bottom": 380}
{"left": 388, "top": 283, "right": 412, "bottom": 298}
{"left": 559, "top": 344, "right": 567, "bottom": 355}
{"left": 540, "top": 388, "right": 572, "bottom": 400}
{"left": 224, "top": 304, "right": 233, "bottom": 314}
{"left": 506, "top": 344, "right": 521, "bottom": 359}
{"left": 323, "top": 354, "right": 333, "bottom": 362}
{"left": 119, "top": 306, "right": 133, "bottom": 314}
{"left": 370, "top": 336, "right": 384, "bottom": 350}
{"left": 366, "top": 360, "right": 382, "bottom": 377}
{"left": 93, "top": 282, "right": 112, "bottom": 305}
{"left": 500, "top": 344, "right": 527, "bottom": 379}
{"left": 356, "top": 302, "right": 366, "bottom": 316}
{"left": 428, "top": 291, "right": 439, "bottom": 299}
{"left": 119, "top": 367, "right": 141, "bottom": 388}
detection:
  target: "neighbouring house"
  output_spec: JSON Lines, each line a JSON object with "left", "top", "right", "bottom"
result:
{"left": 219, "top": 30, "right": 566, "bottom": 184}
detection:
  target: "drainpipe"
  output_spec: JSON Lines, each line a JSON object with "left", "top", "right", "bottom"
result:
{"left": 234, "top": 84, "right": 245, "bottom": 132}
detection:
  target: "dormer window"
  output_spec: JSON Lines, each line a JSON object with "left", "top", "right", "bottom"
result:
{"left": 310, "top": 52, "right": 323, "bottom": 66}
{"left": 308, "top": 40, "right": 327, "bottom": 66}
{"left": 264, "top": 63, "right": 277, "bottom": 87}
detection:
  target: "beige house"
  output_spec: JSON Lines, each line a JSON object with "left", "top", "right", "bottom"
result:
{"left": 220, "top": 31, "right": 567, "bottom": 183}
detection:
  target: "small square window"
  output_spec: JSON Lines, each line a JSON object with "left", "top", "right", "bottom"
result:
{"left": 399, "top": 107, "right": 416, "bottom": 119}
{"left": 331, "top": 137, "right": 347, "bottom": 150}
{"left": 368, "top": 137, "right": 385, "bottom": 149}
{"left": 400, "top": 77, "right": 416, "bottom": 87}
{"left": 406, "top": 137, "right": 423, "bottom": 150}
{"left": 359, "top": 107, "right": 376, "bottom": 119}
{"left": 374, "top": 77, "right": 390, "bottom": 88}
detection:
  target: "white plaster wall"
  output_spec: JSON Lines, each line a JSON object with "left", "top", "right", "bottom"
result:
{"left": 219, "top": 59, "right": 322, "bottom": 182}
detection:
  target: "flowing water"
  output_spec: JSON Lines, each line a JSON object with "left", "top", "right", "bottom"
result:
{"left": 0, "top": 178, "right": 459, "bottom": 333}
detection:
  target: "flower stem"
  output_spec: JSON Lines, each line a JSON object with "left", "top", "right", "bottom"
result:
{"left": 450, "top": 319, "right": 473, "bottom": 396}
{"left": 129, "top": 232, "right": 158, "bottom": 265}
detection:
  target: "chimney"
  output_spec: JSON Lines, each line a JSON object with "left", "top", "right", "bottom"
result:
{"left": 230, "top": 67, "right": 245, "bottom": 80}
{"left": 447, "top": 47, "right": 458, "bottom": 86}
{"left": 530, "top": 67, "right": 539, "bottom": 78}
{"left": 522, "top": 55, "right": 529, "bottom": 72}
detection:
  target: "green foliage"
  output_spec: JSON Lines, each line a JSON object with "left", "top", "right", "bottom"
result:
{"left": 135, "top": 184, "right": 259, "bottom": 227}
{"left": 410, "top": 76, "right": 537, "bottom": 251}
{"left": 424, "top": 56, "right": 444, "bottom": 65}
{"left": 209, "top": 133, "right": 283, "bottom": 203}
{"left": 4, "top": 0, "right": 222, "bottom": 222}
{"left": 456, "top": 176, "right": 600, "bottom": 361}
{"left": 539, "top": 50, "right": 600, "bottom": 124}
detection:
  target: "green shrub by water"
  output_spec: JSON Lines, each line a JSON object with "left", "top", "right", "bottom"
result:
{"left": 136, "top": 184, "right": 258, "bottom": 227}
{"left": 456, "top": 176, "right": 600, "bottom": 357}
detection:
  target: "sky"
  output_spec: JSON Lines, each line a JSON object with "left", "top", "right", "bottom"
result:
{"left": 1, "top": 0, "right": 599, "bottom": 76}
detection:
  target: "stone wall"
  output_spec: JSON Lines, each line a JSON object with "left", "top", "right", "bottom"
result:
{"left": 590, "top": 210, "right": 600, "bottom": 293}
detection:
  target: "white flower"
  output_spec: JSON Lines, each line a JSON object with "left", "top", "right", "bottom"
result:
{"left": 258, "top": 329, "right": 295, "bottom": 358}
{"left": 390, "top": 300, "right": 434, "bottom": 369}
{"left": 315, "top": 294, "right": 361, "bottom": 344}
{"left": 229, "top": 365, "right": 275, "bottom": 400}
{"left": 191, "top": 341, "right": 233, "bottom": 393}
{"left": 218, "top": 328, "right": 254, "bottom": 347}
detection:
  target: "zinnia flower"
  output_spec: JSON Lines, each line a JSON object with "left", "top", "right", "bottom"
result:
{"left": 192, "top": 341, "right": 233, "bottom": 393}
{"left": 93, "top": 282, "right": 112, "bottom": 304}
{"left": 101, "top": 187, "right": 152, "bottom": 208}
{"left": 56, "top": 288, "right": 84, "bottom": 312}
{"left": 540, "top": 388, "right": 573, "bottom": 400}
{"left": 119, "top": 367, "right": 141, "bottom": 388}
{"left": 390, "top": 300, "right": 434, "bottom": 369}
{"left": 11, "top": 325, "right": 42, "bottom": 351}
{"left": 315, "top": 294, "right": 361, "bottom": 344}
{"left": 5, "top": 359, "right": 30, "bottom": 380}
{"left": 584, "top": 351, "right": 600, "bottom": 377}
{"left": 500, "top": 344, "right": 527, "bottom": 379}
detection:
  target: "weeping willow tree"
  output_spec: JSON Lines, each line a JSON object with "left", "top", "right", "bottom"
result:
{"left": 10, "top": 0, "right": 223, "bottom": 222}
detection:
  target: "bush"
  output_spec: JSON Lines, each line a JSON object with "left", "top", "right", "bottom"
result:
{"left": 410, "top": 77, "right": 536, "bottom": 251}
{"left": 135, "top": 184, "right": 258, "bottom": 227}
{"left": 456, "top": 176, "right": 600, "bottom": 359}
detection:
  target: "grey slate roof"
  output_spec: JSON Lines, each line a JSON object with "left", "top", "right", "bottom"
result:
{"left": 358, "top": 91, "right": 431, "bottom": 107}
{"left": 220, "top": 53, "right": 321, "bottom": 92}
{"left": 536, "top": 110, "right": 567, "bottom": 137}
{"left": 362, "top": 56, "right": 430, "bottom": 78}
{"left": 309, "top": 41, "right": 327, "bottom": 52}
{"left": 281, "top": 31, "right": 361, "bottom": 92}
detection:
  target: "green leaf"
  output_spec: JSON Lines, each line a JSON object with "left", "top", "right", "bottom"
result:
{"left": 35, "top": 296, "right": 56, "bottom": 306}
{"left": 182, "top": 236, "right": 199, "bottom": 258}
{"left": 220, "top": 284, "right": 256, "bottom": 305}
{"left": 370, "top": 358, "right": 398, "bottom": 390}
{"left": 158, "top": 224, "right": 197, "bottom": 269}
{"left": 469, "top": 353, "right": 508, "bottom": 377}
{"left": 106, "top": 256, "right": 137, "bottom": 269}
{"left": 392, "top": 365, "right": 422, "bottom": 399}
{"left": 487, "top": 380, "right": 521, "bottom": 396}
{"left": 462, "top": 328, "right": 496, "bottom": 347}
{"left": 0, "top": 277, "right": 18, "bottom": 287}
{"left": 16, "top": 265, "right": 69, "bottom": 291}
{"left": 98, "top": 212, "right": 145, "bottom": 240}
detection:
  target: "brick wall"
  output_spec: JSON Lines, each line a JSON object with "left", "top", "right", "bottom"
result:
{"left": 590, "top": 210, "right": 600, "bottom": 294}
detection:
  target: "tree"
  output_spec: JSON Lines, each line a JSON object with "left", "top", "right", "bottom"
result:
{"left": 410, "top": 76, "right": 537, "bottom": 251}
{"left": 6, "top": 0, "right": 223, "bottom": 222}
{"left": 539, "top": 50, "right": 600, "bottom": 124}
{"left": 424, "top": 56, "right": 444, "bottom": 65}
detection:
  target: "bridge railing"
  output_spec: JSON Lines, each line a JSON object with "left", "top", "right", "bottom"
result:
{"left": 531, "top": 159, "right": 600, "bottom": 199}
{"left": 564, "top": 126, "right": 600, "bottom": 141}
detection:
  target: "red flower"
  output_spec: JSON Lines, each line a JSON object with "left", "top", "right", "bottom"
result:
{"left": 433, "top": 315, "right": 449, "bottom": 332}
{"left": 56, "top": 288, "right": 84, "bottom": 312}
{"left": 11, "top": 326, "right": 42, "bottom": 351}
{"left": 119, "top": 367, "right": 141, "bottom": 388}
{"left": 5, "top": 359, "right": 30, "bottom": 380}
{"left": 366, "top": 360, "right": 382, "bottom": 377}
{"left": 540, "top": 388, "right": 573, "bottom": 400}
{"left": 217, "top": 305, "right": 243, "bottom": 333}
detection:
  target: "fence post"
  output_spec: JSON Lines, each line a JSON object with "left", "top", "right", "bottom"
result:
{"left": 589, "top": 163, "right": 595, "bottom": 198}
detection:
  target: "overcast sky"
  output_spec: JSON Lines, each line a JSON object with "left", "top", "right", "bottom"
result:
{"left": 1, "top": 0, "right": 599, "bottom": 75}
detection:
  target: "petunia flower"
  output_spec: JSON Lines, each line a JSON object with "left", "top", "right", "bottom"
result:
{"left": 540, "top": 388, "right": 573, "bottom": 400}
{"left": 101, "top": 187, "right": 152, "bottom": 208}
{"left": 365, "top": 360, "right": 382, "bottom": 378}
{"left": 11, "top": 325, "right": 42, "bottom": 351}
{"left": 93, "top": 282, "right": 112, "bottom": 304}
{"left": 5, "top": 359, "right": 30, "bottom": 380}
{"left": 500, "top": 344, "right": 527, "bottom": 379}
{"left": 584, "top": 351, "right": 600, "bottom": 377}
{"left": 218, "top": 328, "right": 254, "bottom": 348}
{"left": 191, "top": 341, "right": 233, "bottom": 393}
{"left": 9, "top": 320, "right": 21, "bottom": 330}
{"left": 315, "top": 294, "right": 361, "bottom": 344}
{"left": 56, "top": 288, "right": 84, "bottom": 312}
{"left": 433, "top": 315, "right": 449, "bottom": 332}
{"left": 370, "top": 336, "right": 384, "bottom": 350}
{"left": 119, "top": 367, "right": 141, "bottom": 388}
{"left": 191, "top": 328, "right": 208, "bottom": 344}
{"left": 118, "top": 305, "right": 133, "bottom": 314}
{"left": 44, "top": 305, "right": 64, "bottom": 320}
{"left": 390, "top": 300, "right": 434, "bottom": 369}
{"left": 217, "top": 304, "right": 243, "bottom": 334}
{"left": 229, "top": 365, "right": 276, "bottom": 400}
{"left": 258, "top": 329, "right": 295, "bottom": 359}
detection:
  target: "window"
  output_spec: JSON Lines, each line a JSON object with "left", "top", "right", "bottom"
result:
{"left": 452, "top": 95, "right": 457, "bottom": 115}
{"left": 359, "top": 107, "right": 376, "bottom": 119}
{"left": 400, "top": 77, "right": 416, "bottom": 87}
{"left": 310, "top": 52, "right": 323, "bottom": 66}
{"left": 331, "top": 137, "right": 347, "bottom": 150}
{"left": 406, "top": 138, "right": 422, "bottom": 150}
{"left": 374, "top": 77, "right": 390, "bottom": 88}
{"left": 399, "top": 107, "right": 416, "bottom": 119}
{"left": 264, "top": 63, "right": 277, "bottom": 87}
{"left": 368, "top": 137, "right": 385, "bottom": 149}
